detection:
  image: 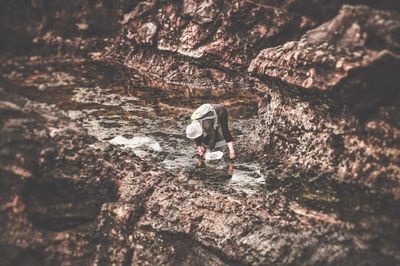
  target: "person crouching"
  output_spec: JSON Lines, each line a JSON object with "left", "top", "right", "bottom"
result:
{"left": 185, "top": 103, "right": 235, "bottom": 160}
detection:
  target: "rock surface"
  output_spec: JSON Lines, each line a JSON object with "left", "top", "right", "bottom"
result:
{"left": 244, "top": 5, "right": 400, "bottom": 196}
{"left": 239, "top": 79, "right": 400, "bottom": 197}
{"left": 249, "top": 5, "right": 400, "bottom": 92}
{"left": 123, "top": 0, "right": 314, "bottom": 70}
{"left": 0, "top": 86, "right": 399, "bottom": 265}
{"left": 1, "top": 0, "right": 400, "bottom": 265}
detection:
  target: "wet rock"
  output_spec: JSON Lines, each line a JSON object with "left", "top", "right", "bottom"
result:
{"left": 2, "top": 72, "right": 399, "bottom": 265}
{"left": 138, "top": 174, "right": 400, "bottom": 265}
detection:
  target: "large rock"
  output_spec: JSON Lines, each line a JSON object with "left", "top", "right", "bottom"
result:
{"left": 1, "top": 1, "right": 400, "bottom": 265}
{"left": 249, "top": 5, "right": 400, "bottom": 95}
{"left": 243, "top": 5, "right": 399, "bottom": 198}
{"left": 122, "top": 0, "right": 314, "bottom": 70}
{"left": 1, "top": 88, "right": 399, "bottom": 265}
{"left": 136, "top": 165, "right": 400, "bottom": 265}
{"left": 253, "top": 0, "right": 400, "bottom": 22}
{"left": 237, "top": 78, "right": 400, "bottom": 197}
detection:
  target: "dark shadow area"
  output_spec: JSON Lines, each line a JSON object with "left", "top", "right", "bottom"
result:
{"left": 22, "top": 178, "right": 117, "bottom": 231}
{"left": 0, "top": 245, "right": 43, "bottom": 266}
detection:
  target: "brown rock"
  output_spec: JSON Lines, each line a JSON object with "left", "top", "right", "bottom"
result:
{"left": 183, "top": 0, "right": 222, "bottom": 25}
{"left": 123, "top": 0, "right": 314, "bottom": 70}
{"left": 129, "top": 21, "right": 158, "bottom": 44}
{"left": 249, "top": 5, "right": 400, "bottom": 93}
{"left": 1, "top": 1, "right": 399, "bottom": 265}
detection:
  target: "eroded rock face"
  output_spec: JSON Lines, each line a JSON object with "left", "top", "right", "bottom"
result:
{"left": 253, "top": 0, "right": 400, "bottom": 22}
{"left": 0, "top": 92, "right": 113, "bottom": 264}
{"left": 238, "top": 80, "right": 400, "bottom": 197}
{"left": 122, "top": 0, "right": 314, "bottom": 70}
{"left": 1, "top": 87, "right": 399, "bottom": 265}
{"left": 249, "top": 5, "right": 400, "bottom": 92}
{"left": 1, "top": 0, "right": 400, "bottom": 265}
{"left": 243, "top": 5, "right": 400, "bottom": 196}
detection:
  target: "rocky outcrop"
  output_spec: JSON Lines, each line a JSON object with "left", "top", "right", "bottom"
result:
{"left": 252, "top": 0, "right": 400, "bottom": 22}
{"left": 0, "top": 91, "right": 115, "bottom": 264}
{"left": 248, "top": 5, "right": 400, "bottom": 93}
{"left": 243, "top": 5, "right": 400, "bottom": 196}
{"left": 236, "top": 79, "right": 400, "bottom": 197}
{"left": 1, "top": 87, "right": 399, "bottom": 265}
{"left": 1, "top": 0, "right": 400, "bottom": 265}
{"left": 121, "top": 0, "right": 314, "bottom": 71}
{"left": 0, "top": 0, "right": 135, "bottom": 54}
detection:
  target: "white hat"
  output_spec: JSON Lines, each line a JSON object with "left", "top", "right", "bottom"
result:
{"left": 186, "top": 120, "right": 203, "bottom": 139}
{"left": 191, "top": 103, "right": 212, "bottom": 120}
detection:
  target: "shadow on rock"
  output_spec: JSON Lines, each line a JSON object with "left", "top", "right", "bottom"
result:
{"left": 0, "top": 245, "right": 43, "bottom": 266}
{"left": 22, "top": 178, "right": 117, "bottom": 231}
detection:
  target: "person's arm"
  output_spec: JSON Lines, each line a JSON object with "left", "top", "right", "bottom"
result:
{"left": 219, "top": 108, "right": 235, "bottom": 159}
{"left": 219, "top": 109, "right": 233, "bottom": 143}
{"left": 227, "top": 141, "right": 235, "bottom": 160}
{"left": 194, "top": 137, "right": 202, "bottom": 146}
{"left": 197, "top": 146, "right": 205, "bottom": 156}
{"left": 204, "top": 120, "right": 216, "bottom": 150}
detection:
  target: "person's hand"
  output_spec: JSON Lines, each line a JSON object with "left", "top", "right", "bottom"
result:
{"left": 197, "top": 146, "right": 205, "bottom": 157}
{"left": 229, "top": 150, "right": 235, "bottom": 160}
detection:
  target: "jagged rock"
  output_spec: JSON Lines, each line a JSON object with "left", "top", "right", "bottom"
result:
{"left": 1, "top": 60, "right": 399, "bottom": 265}
{"left": 1, "top": 0, "right": 400, "bottom": 265}
{"left": 249, "top": 5, "right": 400, "bottom": 94}
{"left": 0, "top": 92, "right": 114, "bottom": 264}
{"left": 238, "top": 79, "right": 400, "bottom": 197}
{"left": 128, "top": 21, "right": 158, "bottom": 44}
{"left": 122, "top": 0, "right": 314, "bottom": 70}
{"left": 253, "top": 0, "right": 400, "bottom": 22}
{"left": 183, "top": 0, "right": 222, "bottom": 25}
{"left": 138, "top": 168, "right": 400, "bottom": 265}
{"left": 0, "top": 0, "right": 136, "bottom": 53}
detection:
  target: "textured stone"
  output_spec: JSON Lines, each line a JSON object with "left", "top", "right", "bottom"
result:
{"left": 1, "top": 1, "right": 400, "bottom": 265}
{"left": 237, "top": 79, "right": 400, "bottom": 197}
{"left": 249, "top": 5, "right": 400, "bottom": 93}
{"left": 122, "top": 0, "right": 314, "bottom": 70}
